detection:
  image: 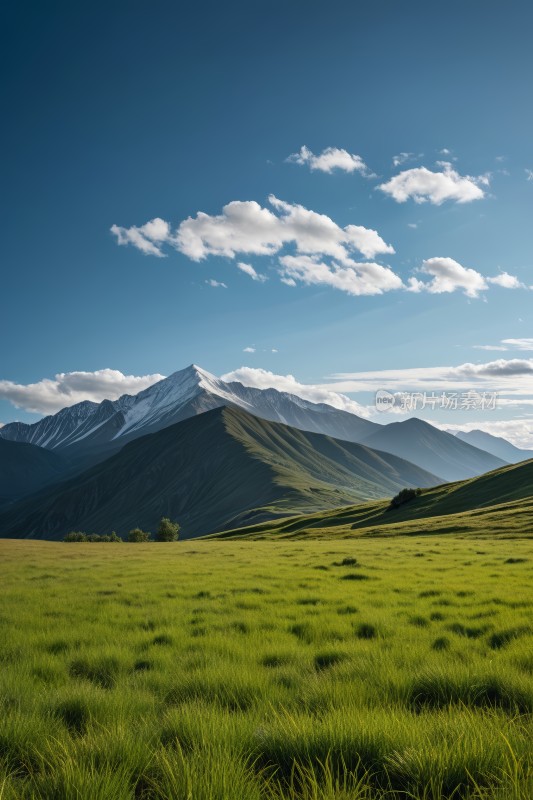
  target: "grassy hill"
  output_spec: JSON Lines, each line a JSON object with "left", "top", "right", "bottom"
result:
{"left": 212, "top": 457, "right": 533, "bottom": 539}
{"left": 0, "top": 406, "right": 438, "bottom": 540}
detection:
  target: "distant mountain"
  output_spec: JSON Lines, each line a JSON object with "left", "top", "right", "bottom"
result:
{"left": 0, "top": 405, "right": 438, "bottom": 540}
{"left": 0, "top": 365, "right": 379, "bottom": 470}
{"left": 214, "top": 455, "right": 533, "bottom": 541}
{"left": 0, "top": 439, "right": 69, "bottom": 506}
{"left": 453, "top": 429, "right": 533, "bottom": 464}
{"left": 359, "top": 417, "right": 506, "bottom": 481}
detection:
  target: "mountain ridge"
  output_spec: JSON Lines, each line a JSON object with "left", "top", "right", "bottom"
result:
{"left": 358, "top": 416, "right": 506, "bottom": 481}
{"left": 453, "top": 429, "right": 533, "bottom": 464}
{"left": 0, "top": 405, "right": 439, "bottom": 540}
{"left": 0, "top": 365, "right": 379, "bottom": 469}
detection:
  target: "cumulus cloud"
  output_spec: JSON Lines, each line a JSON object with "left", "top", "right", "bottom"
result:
{"left": 407, "top": 258, "right": 523, "bottom": 299}
{"left": 110, "top": 218, "right": 170, "bottom": 257}
{"left": 278, "top": 254, "right": 403, "bottom": 296}
{"left": 526, "top": 169, "right": 533, "bottom": 181}
{"left": 287, "top": 145, "right": 372, "bottom": 175}
{"left": 0, "top": 370, "right": 165, "bottom": 415}
{"left": 243, "top": 347, "right": 255, "bottom": 353}
{"left": 236, "top": 262, "right": 267, "bottom": 282}
{"left": 378, "top": 163, "right": 486, "bottom": 204}
{"left": 176, "top": 195, "right": 395, "bottom": 262}
{"left": 487, "top": 272, "right": 524, "bottom": 289}
{"left": 113, "top": 196, "right": 395, "bottom": 266}
{"left": 407, "top": 257, "right": 488, "bottom": 298}
{"left": 112, "top": 196, "right": 401, "bottom": 297}
{"left": 205, "top": 279, "right": 227, "bottom": 288}
{"left": 221, "top": 367, "right": 372, "bottom": 417}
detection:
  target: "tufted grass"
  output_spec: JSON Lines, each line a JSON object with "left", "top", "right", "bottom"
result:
{"left": 0, "top": 536, "right": 531, "bottom": 798}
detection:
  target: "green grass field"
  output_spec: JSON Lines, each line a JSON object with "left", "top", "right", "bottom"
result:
{"left": 0, "top": 537, "right": 532, "bottom": 799}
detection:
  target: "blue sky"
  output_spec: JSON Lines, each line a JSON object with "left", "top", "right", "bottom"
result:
{"left": 1, "top": 1, "right": 533, "bottom": 443}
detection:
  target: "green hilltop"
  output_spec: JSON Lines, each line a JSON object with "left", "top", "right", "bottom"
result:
{"left": 211, "top": 457, "right": 533, "bottom": 539}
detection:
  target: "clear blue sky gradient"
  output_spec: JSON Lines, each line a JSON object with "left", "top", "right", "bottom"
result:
{"left": 1, "top": 0, "right": 532, "bottom": 425}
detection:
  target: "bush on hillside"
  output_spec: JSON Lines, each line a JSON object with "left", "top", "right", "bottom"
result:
{"left": 63, "top": 531, "right": 123, "bottom": 542}
{"left": 156, "top": 517, "right": 180, "bottom": 542}
{"left": 388, "top": 487, "right": 421, "bottom": 511}
{"left": 64, "top": 531, "right": 88, "bottom": 542}
{"left": 128, "top": 528, "right": 151, "bottom": 542}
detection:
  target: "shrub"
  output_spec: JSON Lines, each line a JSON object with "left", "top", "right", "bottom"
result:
{"left": 128, "top": 528, "right": 151, "bottom": 542}
{"left": 64, "top": 531, "right": 123, "bottom": 542}
{"left": 388, "top": 487, "right": 421, "bottom": 510}
{"left": 63, "top": 531, "right": 88, "bottom": 542}
{"left": 156, "top": 517, "right": 180, "bottom": 542}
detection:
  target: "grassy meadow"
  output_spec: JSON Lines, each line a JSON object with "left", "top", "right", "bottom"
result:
{"left": 0, "top": 536, "right": 532, "bottom": 799}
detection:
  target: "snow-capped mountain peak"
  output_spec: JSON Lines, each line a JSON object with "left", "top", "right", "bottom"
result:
{"left": 0, "top": 364, "right": 378, "bottom": 459}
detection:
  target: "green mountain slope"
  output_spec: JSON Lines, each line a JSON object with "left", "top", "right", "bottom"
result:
{"left": 212, "top": 457, "right": 533, "bottom": 539}
{"left": 0, "top": 439, "right": 69, "bottom": 506}
{"left": 0, "top": 406, "right": 438, "bottom": 540}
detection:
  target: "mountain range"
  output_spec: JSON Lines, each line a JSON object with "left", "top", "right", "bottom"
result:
{"left": 452, "top": 429, "right": 533, "bottom": 464}
{"left": 0, "top": 364, "right": 522, "bottom": 539}
{"left": 0, "top": 405, "right": 438, "bottom": 539}
{"left": 0, "top": 365, "right": 379, "bottom": 468}
{"left": 358, "top": 417, "right": 506, "bottom": 482}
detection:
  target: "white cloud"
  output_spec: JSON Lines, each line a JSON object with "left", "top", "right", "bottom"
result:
{"left": 175, "top": 195, "right": 395, "bottom": 262}
{"left": 278, "top": 254, "right": 403, "bottom": 296}
{"left": 407, "top": 259, "right": 524, "bottom": 298}
{"left": 408, "top": 257, "right": 488, "bottom": 298}
{"left": 393, "top": 152, "right": 413, "bottom": 167}
{"left": 287, "top": 145, "right": 371, "bottom": 175}
{"left": 243, "top": 347, "right": 255, "bottom": 353}
{"left": 475, "top": 338, "right": 533, "bottom": 353}
{"left": 472, "top": 345, "right": 509, "bottom": 352}
{"left": 112, "top": 197, "right": 399, "bottom": 298}
{"left": 407, "top": 222, "right": 418, "bottom": 229}
{"left": 221, "top": 367, "right": 372, "bottom": 417}
{"left": 487, "top": 272, "right": 525, "bottom": 289}
{"left": 236, "top": 262, "right": 267, "bottom": 282}
{"left": 328, "top": 358, "right": 533, "bottom": 395}
{"left": 392, "top": 152, "right": 423, "bottom": 168}
{"left": 205, "top": 279, "right": 227, "bottom": 288}
{"left": 110, "top": 218, "right": 170, "bottom": 257}
{"left": 502, "top": 338, "right": 533, "bottom": 351}
{"left": 525, "top": 169, "right": 533, "bottom": 181}
{"left": 378, "top": 163, "right": 486, "bottom": 204}
{"left": 0, "top": 370, "right": 165, "bottom": 415}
